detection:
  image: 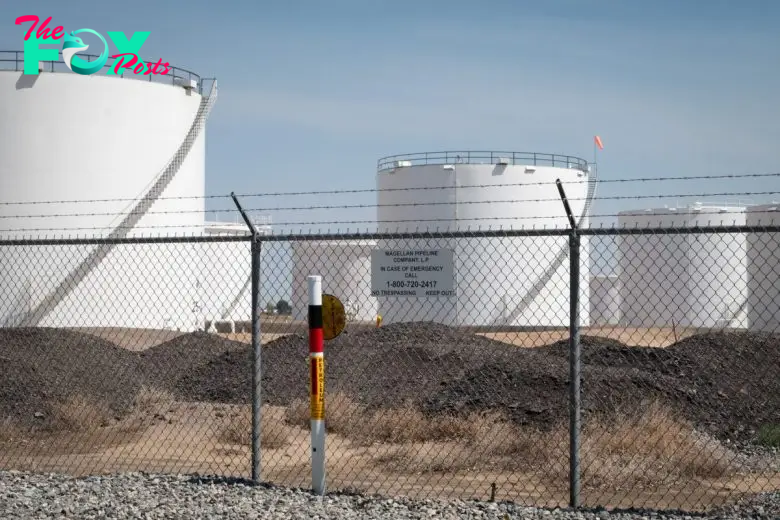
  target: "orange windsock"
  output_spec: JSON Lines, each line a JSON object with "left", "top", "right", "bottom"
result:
{"left": 594, "top": 135, "right": 604, "bottom": 150}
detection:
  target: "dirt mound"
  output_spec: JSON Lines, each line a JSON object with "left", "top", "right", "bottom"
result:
{"left": 665, "top": 331, "right": 780, "bottom": 441}
{"left": 0, "top": 328, "right": 142, "bottom": 428}
{"left": 139, "top": 331, "right": 247, "bottom": 393}
{"left": 542, "top": 334, "right": 673, "bottom": 368}
{"left": 176, "top": 322, "right": 513, "bottom": 408}
{"left": 1, "top": 323, "right": 778, "bottom": 448}
{"left": 166, "top": 324, "right": 780, "bottom": 444}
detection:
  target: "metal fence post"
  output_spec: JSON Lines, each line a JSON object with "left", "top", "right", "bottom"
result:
{"left": 555, "top": 179, "right": 581, "bottom": 509}
{"left": 568, "top": 228, "right": 581, "bottom": 509}
{"left": 251, "top": 236, "right": 262, "bottom": 484}
{"left": 230, "top": 191, "right": 263, "bottom": 485}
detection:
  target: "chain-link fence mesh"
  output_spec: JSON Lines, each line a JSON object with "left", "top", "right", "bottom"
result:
{"left": 576, "top": 228, "right": 780, "bottom": 511}
{"left": 257, "top": 233, "right": 582, "bottom": 507}
{"left": 0, "top": 236, "right": 253, "bottom": 478}
{"left": 1, "top": 227, "right": 778, "bottom": 513}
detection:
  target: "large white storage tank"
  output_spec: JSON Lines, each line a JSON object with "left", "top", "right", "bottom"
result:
{"left": 0, "top": 53, "right": 216, "bottom": 331}
{"left": 374, "top": 152, "right": 593, "bottom": 327}
{"left": 746, "top": 204, "right": 780, "bottom": 333}
{"left": 617, "top": 203, "right": 748, "bottom": 329}
{"left": 590, "top": 275, "right": 621, "bottom": 325}
{"left": 291, "top": 240, "right": 378, "bottom": 323}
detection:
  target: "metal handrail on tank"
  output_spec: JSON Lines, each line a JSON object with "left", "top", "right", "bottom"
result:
{"left": 0, "top": 50, "right": 205, "bottom": 94}
{"left": 377, "top": 151, "right": 589, "bottom": 173}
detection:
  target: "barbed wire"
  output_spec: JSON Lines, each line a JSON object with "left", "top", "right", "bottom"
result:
{"left": 0, "top": 208, "right": 776, "bottom": 235}
{"left": 0, "top": 172, "right": 778, "bottom": 207}
{"left": 1, "top": 191, "right": 778, "bottom": 221}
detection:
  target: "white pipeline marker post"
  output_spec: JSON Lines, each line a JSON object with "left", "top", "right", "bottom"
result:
{"left": 307, "top": 275, "right": 326, "bottom": 495}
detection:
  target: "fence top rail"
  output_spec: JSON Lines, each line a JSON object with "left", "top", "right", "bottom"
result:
{"left": 2, "top": 224, "right": 780, "bottom": 246}
{"left": 377, "top": 151, "right": 590, "bottom": 173}
{"left": 0, "top": 49, "right": 208, "bottom": 94}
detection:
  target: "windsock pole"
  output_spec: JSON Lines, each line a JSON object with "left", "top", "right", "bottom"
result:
{"left": 308, "top": 275, "right": 326, "bottom": 495}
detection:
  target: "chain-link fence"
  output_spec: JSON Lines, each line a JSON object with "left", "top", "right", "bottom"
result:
{"left": 1, "top": 226, "right": 778, "bottom": 513}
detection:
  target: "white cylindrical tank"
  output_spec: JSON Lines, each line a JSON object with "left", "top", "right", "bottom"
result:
{"left": 0, "top": 65, "right": 214, "bottom": 331}
{"left": 291, "top": 240, "right": 378, "bottom": 323}
{"left": 617, "top": 204, "right": 748, "bottom": 329}
{"left": 374, "top": 152, "right": 592, "bottom": 327}
{"left": 590, "top": 275, "right": 621, "bottom": 325}
{"left": 746, "top": 204, "right": 780, "bottom": 333}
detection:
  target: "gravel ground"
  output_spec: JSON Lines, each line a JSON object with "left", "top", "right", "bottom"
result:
{"left": 1, "top": 471, "right": 778, "bottom": 520}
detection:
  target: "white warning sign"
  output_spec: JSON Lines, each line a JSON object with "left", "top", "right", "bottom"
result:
{"left": 370, "top": 249, "right": 455, "bottom": 298}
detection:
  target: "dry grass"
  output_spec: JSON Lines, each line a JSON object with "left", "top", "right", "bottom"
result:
{"left": 579, "top": 401, "right": 738, "bottom": 487}
{"left": 0, "top": 417, "right": 21, "bottom": 444}
{"left": 278, "top": 394, "right": 740, "bottom": 488}
{"left": 49, "top": 394, "right": 114, "bottom": 431}
{"left": 2, "top": 385, "right": 743, "bottom": 493}
{"left": 219, "top": 405, "right": 293, "bottom": 450}
{"left": 133, "top": 386, "right": 176, "bottom": 415}
{"left": 284, "top": 393, "right": 479, "bottom": 445}
{"left": 758, "top": 424, "right": 780, "bottom": 448}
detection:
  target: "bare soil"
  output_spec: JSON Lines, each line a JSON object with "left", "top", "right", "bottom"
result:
{"left": 1, "top": 402, "right": 777, "bottom": 512}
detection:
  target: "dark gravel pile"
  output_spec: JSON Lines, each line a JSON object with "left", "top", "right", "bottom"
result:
{"left": 175, "top": 322, "right": 514, "bottom": 408}
{"left": 173, "top": 322, "right": 780, "bottom": 445}
{"left": 1, "top": 323, "right": 778, "bottom": 447}
{"left": 0, "top": 328, "right": 142, "bottom": 428}
{"left": 139, "top": 331, "right": 247, "bottom": 391}
{"left": 537, "top": 331, "right": 780, "bottom": 442}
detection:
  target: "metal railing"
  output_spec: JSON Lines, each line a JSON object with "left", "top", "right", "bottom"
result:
{"left": 0, "top": 50, "right": 206, "bottom": 94}
{"left": 377, "top": 151, "right": 590, "bottom": 173}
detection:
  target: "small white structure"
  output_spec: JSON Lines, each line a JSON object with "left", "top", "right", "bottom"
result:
{"left": 291, "top": 240, "right": 378, "bottom": 323}
{"left": 617, "top": 203, "right": 748, "bottom": 329}
{"left": 590, "top": 275, "right": 621, "bottom": 325}
{"left": 746, "top": 204, "right": 780, "bottom": 333}
{"left": 197, "top": 217, "right": 272, "bottom": 330}
{"left": 374, "top": 152, "right": 594, "bottom": 327}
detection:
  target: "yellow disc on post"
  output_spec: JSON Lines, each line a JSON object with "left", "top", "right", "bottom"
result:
{"left": 321, "top": 293, "right": 346, "bottom": 340}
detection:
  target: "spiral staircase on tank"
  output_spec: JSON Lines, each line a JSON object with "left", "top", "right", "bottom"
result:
{"left": 13, "top": 79, "right": 219, "bottom": 328}
{"left": 493, "top": 161, "right": 598, "bottom": 326}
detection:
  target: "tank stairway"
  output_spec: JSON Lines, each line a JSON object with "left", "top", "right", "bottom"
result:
{"left": 219, "top": 271, "right": 252, "bottom": 321}
{"left": 492, "top": 162, "right": 597, "bottom": 326}
{"left": 15, "top": 80, "right": 219, "bottom": 328}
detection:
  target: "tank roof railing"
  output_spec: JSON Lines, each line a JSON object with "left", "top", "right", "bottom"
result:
{"left": 377, "top": 151, "right": 589, "bottom": 173}
{"left": 0, "top": 50, "right": 209, "bottom": 95}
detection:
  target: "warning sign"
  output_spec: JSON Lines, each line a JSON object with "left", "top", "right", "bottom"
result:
{"left": 370, "top": 249, "right": 455, "bottom": 298}
{"left": 321, "top": 293, "right": 346, "bottom": 340}
{"left": 310, "top": 356, "right": 324, "bottom": 420}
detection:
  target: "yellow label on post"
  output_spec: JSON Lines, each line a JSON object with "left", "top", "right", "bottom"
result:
{"left": 321, "top": 293, "right": 346, "bottom": 341}
{"left": 310, "top": 356, "right": 325, "bottom": 420}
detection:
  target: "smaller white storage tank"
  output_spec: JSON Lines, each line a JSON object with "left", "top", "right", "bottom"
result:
{"left": 374, "top": 151, "right": 593, "bottom": 327}
{"left": 291, "top": 240, "right": 378, "bottom": 323}
{"left": 617, "top": 203, "right": 748, "bottom": 329}
{"left": 746, "top": 204, "right": 780, "bottom": 333}
{"left": 590, "top": 275, "right": 621, "bottom": 325}
{"left": 196, "top": 217, "right": 272, "bottom": 328}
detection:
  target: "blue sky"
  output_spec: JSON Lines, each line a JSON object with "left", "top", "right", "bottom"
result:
{"left": 2, "top": 0, "right": 780, "bottom": 231}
